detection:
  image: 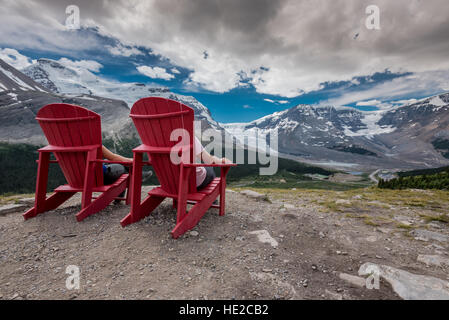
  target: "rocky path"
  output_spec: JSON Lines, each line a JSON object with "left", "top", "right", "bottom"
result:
{"left": 0, "top": 187, "right": 448, "bottom": 300}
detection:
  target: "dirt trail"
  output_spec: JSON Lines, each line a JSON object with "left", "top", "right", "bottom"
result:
{"left": 0, "top": 187, "right": 448, "bottom": 300}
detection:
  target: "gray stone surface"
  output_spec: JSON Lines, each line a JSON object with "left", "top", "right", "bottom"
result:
{"left": 411, "top": 229, "right": 449, "bottom": 243}
{"left": 359, "top": 262, "right": 449, "bottom": 300}
{"left": 417, "top": 255, "right": 449, "bottom": 267}
{"left": 0, "top": 204, "right": 27, "bottom": 216}
{"left": 240, "top": 190, "right": 266, "bottom": 200}
{"left": 339, "top": 273, "right": 366, "bottom": 288}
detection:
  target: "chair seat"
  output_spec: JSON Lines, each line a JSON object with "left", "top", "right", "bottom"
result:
{"left": 55, "top": 174, "right": 129, "bottom": 193}
{"left": 148, "top": 177, "right": 222, "bottom": 201}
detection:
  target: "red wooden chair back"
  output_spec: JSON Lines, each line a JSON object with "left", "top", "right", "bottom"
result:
{"left": 36, "top": 103, "right": 103, "bottom": 189}
{"left": 130, "top": 97, "right": 196, "bottom": 195}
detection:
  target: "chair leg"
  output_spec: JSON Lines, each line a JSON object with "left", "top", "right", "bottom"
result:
{"left": 120, "top": 195, "right": 165, "bottom": 227}
{"left": 23, "top": 192, "right": 76, "bottom": 220}
{"left": 171, "top": 192, "right": 217, "bottom": 239}
{"left": 125, "top": 176, "right": 131, "bottom": 205}
{"left": 219, "top": 182, "right": 226, "bottom": 217}
{"left": 76, "top": 178, "right": 127, "bottom": 222}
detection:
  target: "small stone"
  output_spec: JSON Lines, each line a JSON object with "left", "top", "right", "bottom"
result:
{"left": 262, "top": 268, "right": 273, "bottom": 273}
{"left": 190, "top": 231, "right": 199, "bottom": 237}
{"left": 311, "top": 265, "right": 318, "bottom": 271}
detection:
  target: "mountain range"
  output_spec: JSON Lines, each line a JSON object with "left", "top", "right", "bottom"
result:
{"left": 224, "top": 94, "right": 449, "bottom": 170}
{"left": 1, "top": 57, "right": 449, "bottom": 171}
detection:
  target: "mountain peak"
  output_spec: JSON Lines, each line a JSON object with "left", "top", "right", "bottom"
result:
{"left": 0, "top": 59, "right": 49, "bottom": 93}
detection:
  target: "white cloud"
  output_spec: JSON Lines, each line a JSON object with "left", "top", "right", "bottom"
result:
{"left": 106, "top": 44, "right": 144, "bottom": 57}
{"left": 137, "top": 65, "right": 174, "bottom": 80}
{"left": 171, "top": 68, "right": 181, "bottom": 74}
{"left": 242, "top": 104, "right": 253, "bottom": 109}
{"left": 57, "top": 58, "right": 103, "bottom": 73}
{"left": 392, "top": 98, "right": 418, "bottom": 105}
{"left": 264, "top": 98, "right": 290, "bottom": 104}
{"left": 356, "top": 99, "right": 381, "bottom": 106}
{"left": 0, "top": 48, "right": 34, "bottom": 69}
{"left": 323, "top": 69, "right": 449, "bottom": 108}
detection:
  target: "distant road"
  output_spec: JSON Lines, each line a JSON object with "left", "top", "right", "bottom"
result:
{"left": 369, "top": 169, "right": 381, "bottom": 183}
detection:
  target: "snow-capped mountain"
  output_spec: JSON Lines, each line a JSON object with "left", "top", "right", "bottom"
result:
{"left": 0, "top": 59, "right": 49, "bottom": 93}
{"left": 3, "top": 56, "right": 449, "bottom": 171}
{"left": 22, "top": 58, "right": 223, "bottom": 132}
{"left": 0, "top": 59, "right": 131, "bottom": 145}
{"left": 224, "top": 93, "right": 449, "bottom": 170}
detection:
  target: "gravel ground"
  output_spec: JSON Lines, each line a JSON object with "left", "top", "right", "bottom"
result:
{"left": 0, "top": 187, "right": 448, "bottom": 300}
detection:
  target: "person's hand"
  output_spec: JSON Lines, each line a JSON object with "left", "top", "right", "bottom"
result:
{"left": 221, "top": 158, "right": 233, "bottom": 164}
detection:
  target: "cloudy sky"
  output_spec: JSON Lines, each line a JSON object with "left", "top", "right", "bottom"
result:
{"left": 1, "top": 0, "right": 449, "bottom": 122}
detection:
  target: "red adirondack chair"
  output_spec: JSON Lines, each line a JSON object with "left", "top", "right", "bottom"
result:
{"left": 120, "top": 97, "right": 236, "bottom": 238}
{"left": 23, "top": 103, "right": 131, "bottom": 222}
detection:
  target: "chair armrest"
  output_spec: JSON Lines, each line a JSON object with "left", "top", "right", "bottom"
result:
{"left": 38, "top": 145, "right": 99, "bottom": 153}
{"left": 182, "top": 163, "right": 237, "bottom": 168}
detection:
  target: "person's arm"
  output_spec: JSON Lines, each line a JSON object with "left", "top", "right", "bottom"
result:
{"left": 102, "top": 145, "right": 133, "bottom": 162}
{"left": 200, "top": 149, "right": 232, "bottom": 165}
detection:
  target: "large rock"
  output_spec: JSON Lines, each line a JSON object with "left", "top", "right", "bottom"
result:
{"left": 240, "top": 190, "right": 267, "bottom": 200}
{"left": 248, "top": 230, "right": 278, "bottom": 248}
{"left": 417, "top": 255, "right": 449, "bottom": 267}
{"left": 339, "top": 273, "right": 366, "bottom": 288}
{"left": 411, "top": 229, "right": 449, "bottom": 243}
{"left": 0, "top": 204, "right": 27, "bottom": 216}
{"left": 359, "top": 262, "right": 449, "bottom": 300}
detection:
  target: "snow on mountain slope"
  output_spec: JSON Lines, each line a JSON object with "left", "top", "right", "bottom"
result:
{"left": 223, "top": 93, "right": 449, "bottom": 170}
{"left": 0, "top": 59, "right": 49, "bottom": 93}
{"left": 22, "top": 58, "right": 223, "bottom": 132}
{"left": 22, "top": 58, "right": 169, "bottom": 106}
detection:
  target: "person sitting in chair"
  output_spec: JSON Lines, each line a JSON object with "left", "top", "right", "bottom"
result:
{"left": 101, "top": 146, "right": 151, "bottom": 203}
{"left": 194, "top": 136, "right": 232, "bottom": 190}
{"left": 101, "top": 145, "right": 132, "bottom": 185}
